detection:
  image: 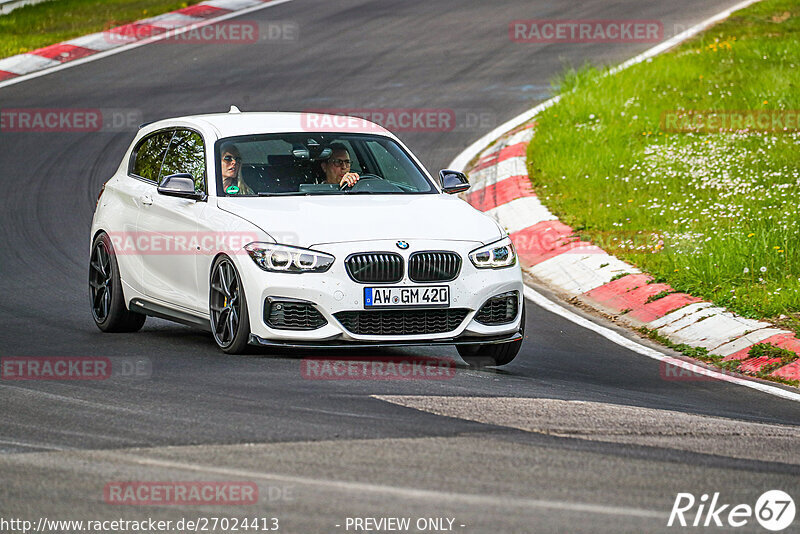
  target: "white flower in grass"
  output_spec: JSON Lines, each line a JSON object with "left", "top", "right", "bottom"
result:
{"left": 760, "top": 266, "right": 767, "bottom": 272}
{"left": 743, "top": 267, "right": 749, "bottom": 274}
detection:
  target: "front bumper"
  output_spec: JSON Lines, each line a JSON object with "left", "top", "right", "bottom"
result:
{"left": 249, "top": 331, "right": 522, "bottom": 349}
{"left": 237, "top": 239, "right": 524, "bottom": 344}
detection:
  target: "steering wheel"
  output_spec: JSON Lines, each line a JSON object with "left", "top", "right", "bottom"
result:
{"left": 339, "top": 173, "right": 383, "bottom": 191}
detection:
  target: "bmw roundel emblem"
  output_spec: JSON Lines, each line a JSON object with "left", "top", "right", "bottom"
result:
{"left": 396, "top": 241, "right": 409, "bottom": 250}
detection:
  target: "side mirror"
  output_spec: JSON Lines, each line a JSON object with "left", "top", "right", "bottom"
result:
{"left": 157, "top": 174, "right": 205, "bottom": 201}
{"left": 439, "top": 169, "right": 470, "bottom": 194}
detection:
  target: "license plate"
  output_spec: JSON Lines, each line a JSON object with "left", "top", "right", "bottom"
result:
{"left": 364, "top": 286, "right": 449, "bottom": 308}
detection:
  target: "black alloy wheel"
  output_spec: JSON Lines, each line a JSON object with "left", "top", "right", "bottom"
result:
{"left": 89, "top": 232, "right": 146, "bottom": 332}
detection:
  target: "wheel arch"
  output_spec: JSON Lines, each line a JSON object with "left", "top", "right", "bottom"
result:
{"left": 210, "top": 251, "right": 232, "bottom": 273}
{"left": 91, "top": 228, "right": 107, "bottom": 246}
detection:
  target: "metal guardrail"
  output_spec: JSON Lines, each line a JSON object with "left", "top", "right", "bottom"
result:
{"left": 1, "top": 0, "right": 56, "bottom": 15}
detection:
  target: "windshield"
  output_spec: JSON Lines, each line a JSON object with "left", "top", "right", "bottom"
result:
{"left": 215, "top": 133, "right": 436, "bottom": 196}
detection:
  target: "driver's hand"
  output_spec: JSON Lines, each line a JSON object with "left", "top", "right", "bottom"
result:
{"left": 339, "top": 172, "right": 360, "bottom": 188}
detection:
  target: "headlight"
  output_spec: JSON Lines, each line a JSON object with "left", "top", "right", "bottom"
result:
{"left": 469, "top": 237, "right": 517, "bottom": 269}
{"left": 245, "top": 243, "right": 334, "bottom": 273}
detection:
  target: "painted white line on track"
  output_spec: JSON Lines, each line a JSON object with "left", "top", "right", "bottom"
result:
{"left": 0, "top": 383, "right": 167, "bottom": 416}
{"left": 106, "top": 452, "right": 665, "bottom": 519}
{"left": 524, "top": 287, "right": 800, "bottom": 403}
{"left": 0, "top": 0, "right": 297, "bottom": 90}
{"left": 0, "top": 438, "right": 70, "bottom": 452}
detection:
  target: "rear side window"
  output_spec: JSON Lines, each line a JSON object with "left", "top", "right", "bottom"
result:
{"left": 131, "top": 130, "right": 174, "bottom": 182}
{"left": 159, "top": 129, "right": 206, "bottom": 192}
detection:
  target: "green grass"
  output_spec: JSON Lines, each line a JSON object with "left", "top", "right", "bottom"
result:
{"left": 527, "top": 0, "right": 800, "bottom": 333}
{"left": 645, "top": 290, "right": 673, "bottom": 304}
{"left": 638, "top": 327, "right": 710, "bottom": 360}
{"left": 749, "top": 341, "right": 799, "bottom": 378}
{"left": 0, "top": 0, "right": 202, "bottom": 59}
{"left": 637, "top": 328, "right": 800, "bottom": 386}
{"left": 748, "top": 343, "right": 797, "bottom": 384}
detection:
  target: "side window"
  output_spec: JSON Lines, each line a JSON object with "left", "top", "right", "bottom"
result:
{"left": 160, "top": 129, "right": 206, "bottom": 192}
{"left": 131, "top": 131, "right": 174, "bottom": 182}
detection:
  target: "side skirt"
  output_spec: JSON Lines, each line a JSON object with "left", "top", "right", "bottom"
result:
{"left": 129, "top": 298, "right": 211, "bottom": 332}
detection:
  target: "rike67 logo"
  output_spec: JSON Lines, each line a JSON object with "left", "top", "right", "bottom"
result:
{"left": 668, "top": 490, "right": 795, "bottom": 531}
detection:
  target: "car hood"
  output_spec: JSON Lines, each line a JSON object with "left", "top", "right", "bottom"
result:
{"left": 216, "top": 194, "right": 503, "bottom": 247}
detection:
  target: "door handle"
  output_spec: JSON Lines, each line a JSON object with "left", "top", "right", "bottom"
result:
{"left": 140, "top": 195, "right": 153, "bottom": 206}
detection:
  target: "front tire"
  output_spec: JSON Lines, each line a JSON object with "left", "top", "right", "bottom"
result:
{"left": 209, "top": 256, "right": 251, "bottom": 354}
{"left": 89, "top": 232, "right": 146, "bottom": 332}
{"left": 457, "top": 302, "right": 525, "bottom": 367}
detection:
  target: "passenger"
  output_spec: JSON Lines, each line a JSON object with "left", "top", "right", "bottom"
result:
{"left": 320, "top": 143, "right": 360, "bottom": 188}
{"left": 220, "top": 142, "right": 254, "bottom": 195}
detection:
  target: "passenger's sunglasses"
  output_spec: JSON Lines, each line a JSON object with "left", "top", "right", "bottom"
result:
{"left": 222, "top": 155, "right": 242, "bottom": 163}
{"left": 330, "top": 158, "right": 351, "bottom": 167}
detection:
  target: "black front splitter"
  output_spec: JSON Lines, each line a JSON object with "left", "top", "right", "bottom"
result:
{"left": 248, "top": 332, "right": 522, "bottom": 349}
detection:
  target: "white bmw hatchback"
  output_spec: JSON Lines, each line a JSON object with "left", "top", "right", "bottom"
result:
{"left": 90, "top": 110, "right": 525, "bottom": 366}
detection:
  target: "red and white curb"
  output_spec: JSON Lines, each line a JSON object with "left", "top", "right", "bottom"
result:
{"left": 0, "top": 0, "right": 290, "bottom": 86}
{"left": 460, "top": 122, "right": 800, "bottom": 384}
{"left": 449, "top": 0, "right": 800, "bottom": 388}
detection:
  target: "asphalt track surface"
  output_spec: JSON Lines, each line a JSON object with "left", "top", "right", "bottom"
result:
{"left": 0, "top": 1, "right": 799, "bottom": 533}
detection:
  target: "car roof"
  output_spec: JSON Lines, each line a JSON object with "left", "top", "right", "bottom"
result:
{"left": 144, "top": 111, "right": 395, "bottom": 140}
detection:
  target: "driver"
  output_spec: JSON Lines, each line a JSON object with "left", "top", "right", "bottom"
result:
{"left": 320, "top": 143, "right": 360, "bottom": 188}
{"left": 220, "top": 142, "right": 254, "bottom": 195}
